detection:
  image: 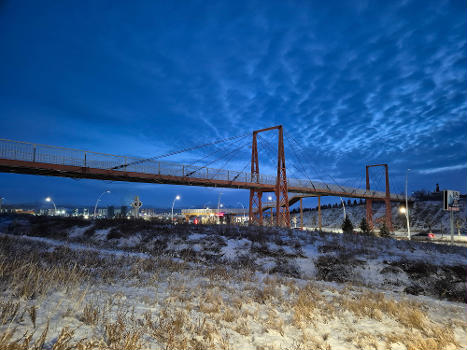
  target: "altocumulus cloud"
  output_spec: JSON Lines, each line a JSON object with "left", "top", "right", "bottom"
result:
{"left": 0, "top": 0, "right": 465, "bottom": 204}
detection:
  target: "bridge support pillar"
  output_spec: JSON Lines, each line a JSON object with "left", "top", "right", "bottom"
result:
{"left": 366, "top": 166, "right": 373, "bottom": 229}
{"left": 249, "top": 125, "right": 290, "bottom": 227}
{"left": 318, "top": 196, "right": 322, "bottom": 231}
{"left": 249, "top": 132, "right": 263, "bottom": 225}
{"left": 384, "top": 165, "right": 393, "bottom": 231}
{"left": 366, "top": 164, "right": 393, "bottom": 231}
{"left": 300, "top": 198, "right": 303, "bottom": 230}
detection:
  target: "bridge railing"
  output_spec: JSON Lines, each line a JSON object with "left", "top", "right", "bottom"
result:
{"left": 181, "top": 208, "right": 247, "bottom": 215}
{"left": 0, "top": 138, "right": 404, "bottom": 200}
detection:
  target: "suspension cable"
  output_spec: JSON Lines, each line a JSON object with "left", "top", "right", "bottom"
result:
{"left": 185, "top": 136, "right": 249, "bottom": 178}
{"left": 111, "top": 132, "right": 249, "bottom": 170}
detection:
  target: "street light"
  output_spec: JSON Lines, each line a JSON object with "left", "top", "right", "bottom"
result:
{"left": 217, "top": 192, "right": 223, "bottom": 212}
{"left": 268, "top": 196, "right": 273, "bottom": 202}
{"left": 404, "top": 169, "right": 411, "bottom": 240}
{"left": 45, "top": 196, "right": 57, "bottom": 215}
{"left": 237, "top": 202, "right": 246, "bottom": 223}
{"left": 94, "top": 190, "right": 111, "bottom": 219}
{"left": 171, "top": 195, "right": 180, "bottom": 223}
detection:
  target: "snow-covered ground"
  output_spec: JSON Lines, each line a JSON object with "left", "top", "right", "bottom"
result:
{"left": 0, "top": 215, "right": 466, "bottom": 349}
{"left": 293, "top": 198, "right": 467, "bottom": 233}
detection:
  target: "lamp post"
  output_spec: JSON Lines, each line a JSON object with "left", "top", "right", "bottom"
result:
{"left": 94, "top": 190, "right": 111, "bottom": 219}
{"left": 237, "top": 202, "right": 246, "bottom": 224}
{"left": 339, "top": 197, "right": 347, "bottom": 219}
{"left": 171, "top": 195, "right": 180, "bottom": 223}
{"left": 217, "top": 192, "right": 223, "bottom": 212}
{"left": 405, "top": 169, "right": 411, "bottom": 240}
{"left": 0, "top": 197, "right": 4, "bottom": 213}
{"left": 45, "top": 196, "right": 57, "bottom": 215}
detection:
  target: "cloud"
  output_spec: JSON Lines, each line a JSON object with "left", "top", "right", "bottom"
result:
{"left": 418, "top": 164, "right": 467, "bottom": 175}
{"left": 0, "top": 0, "right": 466, "bottom": 203}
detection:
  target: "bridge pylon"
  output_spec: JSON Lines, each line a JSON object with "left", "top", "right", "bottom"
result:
{"left": 248, "top": 125, "right": 290, "bottom": 227}
{"left": 366, "top": 164, "right": 393, "bottom": 231}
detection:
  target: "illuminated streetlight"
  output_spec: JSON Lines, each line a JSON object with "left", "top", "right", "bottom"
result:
{"left": 237, "top": 202, "right": 246, "bottom": 223}
{"left": 399, "top": 207, "right": 406, "bottom": 214}
{"left": 94, "top": 190, "right": 111, "bottom": 219}
{"left": 45, "top": 196, "right": 57, "bottom": 215}
{"left": 268, "top": 196, "right": 273, "bottom": 201}
{"left": 171, "top": 195, "right": 181, "bottom": 223}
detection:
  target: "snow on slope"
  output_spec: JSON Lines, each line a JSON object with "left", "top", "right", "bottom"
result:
{"left": 293, "top": 198, "right": 467, "bottom": 231}
{"left": 0, "top": 216, "right": 466, "bottom": 349}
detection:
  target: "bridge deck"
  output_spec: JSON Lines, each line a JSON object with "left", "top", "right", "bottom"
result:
{"left": 0, "top": 139, "right": 405, "bottom": 201}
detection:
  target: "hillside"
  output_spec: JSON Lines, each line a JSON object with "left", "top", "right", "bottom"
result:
{"left": 293, "top": 198, "right": 467, "bottom": 232}
{"left": 0, "top": 215, "right": 466, "bottom": 349}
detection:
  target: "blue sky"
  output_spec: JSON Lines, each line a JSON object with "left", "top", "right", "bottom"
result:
{"left": 0, "top": 0, "right": 466, "bottom": 209}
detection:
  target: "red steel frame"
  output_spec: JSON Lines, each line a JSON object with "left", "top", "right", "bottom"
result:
{"left": 249, "top": 125, "right": 290, "bottom": 227}
{"left": 366, "top": 164, "right": 393, "bottom": 231}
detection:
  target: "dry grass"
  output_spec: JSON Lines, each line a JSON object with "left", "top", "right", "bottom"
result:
{"left": 292, "top": 282, "right": 323, "bottom": 326}
{"left": 0, "top": 300, "right": 20, "bottom": 325}
{"left": 0, "top": 228, "right": 464, "bottom": 350}
{"left": 79, "top": 302, "right": 100, "bottom": 325}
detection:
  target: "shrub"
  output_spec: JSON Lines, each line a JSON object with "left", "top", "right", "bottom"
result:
{"left": 341, "top": 216, "right": 354, "bottom": 234}
{"left": 359, "top": 218, "right": 372, "bottom": 235}
{"left": 379, "top": 223, "right": 391, "bottom": 237}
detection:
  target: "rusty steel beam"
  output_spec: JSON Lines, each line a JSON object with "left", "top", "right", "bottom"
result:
{"left": 0, "top": 158, "right": 406, "bottom": 203}
{"left": 366, "top": 164, "right": 393, "bottom": 231}
{"left": 248, "top": 125, "right": 290, "bottom": 228}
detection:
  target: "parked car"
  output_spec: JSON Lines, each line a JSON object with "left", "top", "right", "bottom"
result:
{"left": 412, "top": 232, "right": 436, "bottom": 240}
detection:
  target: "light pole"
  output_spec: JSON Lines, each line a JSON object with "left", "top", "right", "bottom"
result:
{"left": 237, "top": 202, "right": 246, "bottom": 223}
{"left": 0, "top": 197, "right": 4, "bottom": 212}
{"left": 94, "top": 190, "right": 111, "bottom": 219}
{"left": 45, "top": 196, "right": 57, "bottom": 215}
{"left": 217, "top": 192, "right": 223, "bottom": 212}
{"left": 339, "top": 197, "right": 347, "bottom": 219}
{"left": 405, "top": 169, "right": 411, "bottom": 240}
{"left": 171, "top": 195, "right": 180, "bottom": 224}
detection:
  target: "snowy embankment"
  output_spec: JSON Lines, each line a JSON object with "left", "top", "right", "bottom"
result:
{"left": 0, "top": 215, "right": 466, "bottom": 349}
{"left": 294, "top": 199, "right": 467, "bottom": 232}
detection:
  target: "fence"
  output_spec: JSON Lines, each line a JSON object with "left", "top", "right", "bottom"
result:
{"left": 0, "top": 138, "right": 404, "bottom": 200}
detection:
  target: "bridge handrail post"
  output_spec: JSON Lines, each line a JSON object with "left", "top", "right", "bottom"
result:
{"left": 84, "top": 152, "right": 87, "bottom": 167}
{"left": 158, "top": 162, "right": 160, "bottom": 175}
{"left": 32, "top": 144, "right": 36, "bottom": 162}
{"left": 182, "top": 165, "right": 184, "bottom": 177}
{"left": 227, "top": 170, "right": 229, "bottom": 181}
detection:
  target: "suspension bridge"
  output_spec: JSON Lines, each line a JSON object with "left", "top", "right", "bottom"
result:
{"left": 0, "top": 125, "right": 407, "bottom": 229}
